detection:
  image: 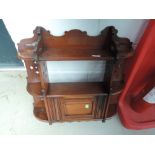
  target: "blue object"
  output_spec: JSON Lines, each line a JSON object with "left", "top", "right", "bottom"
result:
{"left": 0, "top": 19, "right": 23, "bottom": 67}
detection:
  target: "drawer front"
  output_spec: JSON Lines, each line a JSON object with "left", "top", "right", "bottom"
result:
{"left": 60, "top": 96, "right": 96, "bottom": 121}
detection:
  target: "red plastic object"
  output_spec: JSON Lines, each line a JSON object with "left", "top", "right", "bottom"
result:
{"left": 118, "top": 20, "right": 155, "bottom": 130}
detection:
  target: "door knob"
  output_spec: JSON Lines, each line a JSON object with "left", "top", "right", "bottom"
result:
{"left": 85, "top": 104, "right": 90, "bottom": 109}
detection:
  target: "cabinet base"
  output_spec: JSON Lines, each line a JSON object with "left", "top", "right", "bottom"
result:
{"left": 33, "top": 104, "right": 117, "bottom": 124}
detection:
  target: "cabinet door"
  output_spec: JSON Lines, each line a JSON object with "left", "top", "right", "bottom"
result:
{"left": 60, "top": 96, "right": 96, "bottom": 121}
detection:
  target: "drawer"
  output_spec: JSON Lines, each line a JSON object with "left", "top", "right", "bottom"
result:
{"left": 60, "top": 96, "right": 96, "bottom": 121}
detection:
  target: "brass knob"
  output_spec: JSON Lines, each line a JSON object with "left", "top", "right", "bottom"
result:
{"left": 85, "top": 104, "right": 90, "bottom": 109}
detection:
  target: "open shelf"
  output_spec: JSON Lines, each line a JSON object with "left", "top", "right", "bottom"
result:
{"left": 47, "top": 82, "right": 106, "bottom": 96}
{"left": 18, "top": 26, "right": 133, "bottom": 61}
{"left": 18, "top": 48, "right": 113, "bottom": 61}
{"left": 18, "top": 48, "right": 133, "bottom": 61}
{"left": 27, "top": 81, "right": 123, "bottom": 97}
{"left": 39, "top": 48, "right": 112, "bottom": 61}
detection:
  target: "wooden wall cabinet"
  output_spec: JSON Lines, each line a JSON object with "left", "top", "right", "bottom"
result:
{"left": 18, "top": 26, "right": 133, "bottom": 124}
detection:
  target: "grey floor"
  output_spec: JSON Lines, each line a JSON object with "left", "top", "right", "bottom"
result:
{"left": 0, "top": 71, "right": 155, "bottom": 135}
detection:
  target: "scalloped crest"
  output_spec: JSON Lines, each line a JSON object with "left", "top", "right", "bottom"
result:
{"left": 33, "top": 26, "right": 117, "bottom": 38}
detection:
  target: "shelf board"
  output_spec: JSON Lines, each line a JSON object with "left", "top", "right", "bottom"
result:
{"left": 18, "top": 47, "right": 134, "bottom": 61}
{"left": 40, "top": 48, "right": 113, "bottom": 61}
{"left": 47, "top": 82, "right": 106, "bottom": 96}
{"left": 18, "top": 26, "right": 134, "bottom": 61}
{"left": 18, "top": 48, "right": 115, "bottom": 61}
{"left": 27, "top": 81, "right": 123, "bottom": 97}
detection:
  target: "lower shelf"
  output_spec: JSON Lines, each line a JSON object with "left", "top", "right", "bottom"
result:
{"left": 28, "top": 81, "right": 123, "bottom": 97}
{"left": 33, "top": 104, "right": 117, "bottom": 123}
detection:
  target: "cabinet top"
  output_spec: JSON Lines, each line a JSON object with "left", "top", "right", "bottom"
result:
{"left": 17, "top": 26, "right": 133, "bottom": 61}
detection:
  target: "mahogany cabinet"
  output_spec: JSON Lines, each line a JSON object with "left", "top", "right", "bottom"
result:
{"left": 18, "top": 26, "right": 133, "bottom": 124}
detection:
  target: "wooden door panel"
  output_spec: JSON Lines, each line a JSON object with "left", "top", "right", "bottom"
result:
{"left": 64, "top": 99, "right": 93, "bottom": 115}
{"left": 60, "top": 96, "right": 96, "bottom": 121}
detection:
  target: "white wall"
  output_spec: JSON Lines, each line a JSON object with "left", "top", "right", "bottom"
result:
{"left": 3, "top": 19, "right": 148, "bottom": 82}
{"left": 4, "top": 19, "right": 148, "bottom": 44}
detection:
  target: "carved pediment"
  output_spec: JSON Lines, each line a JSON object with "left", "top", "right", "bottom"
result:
{"left": 18, "top": 26, "right": 133, "bottom": 60}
